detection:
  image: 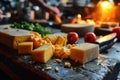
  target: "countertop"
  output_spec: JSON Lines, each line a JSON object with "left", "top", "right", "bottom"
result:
{"left": 0, "top": 24, "right": 120, "bottom": 80}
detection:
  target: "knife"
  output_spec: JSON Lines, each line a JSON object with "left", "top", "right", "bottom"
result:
{"left": 94, "top": 33, "right": 117, "bottom": 53}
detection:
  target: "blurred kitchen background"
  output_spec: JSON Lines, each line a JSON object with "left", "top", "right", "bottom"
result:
{"left": 1, "top": 0, "right": 120, "bottom": 25}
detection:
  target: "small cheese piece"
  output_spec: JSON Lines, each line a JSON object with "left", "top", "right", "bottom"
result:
{"left": 18, "top": 42, "right": 33, "bottom": 54}
{"left": 54, "top": 36, "right": 66, "bottom": 46}
{"left": 43, "top": 34, "right": 58, "bottom": 44}
{"left": 70, "top": 43, "right": 99, "bottom": 64}
{"left": 32, "top": 44, "right": 53, "bottom": 63}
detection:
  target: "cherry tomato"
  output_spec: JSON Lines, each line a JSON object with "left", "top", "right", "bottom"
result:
{"left": 84, "top": 32, "right": 97, "bottom": 43}
{"left": 67, "top": 32, "right": 79, "bottom": 44}
{"left": 112, "top": 27, "right": 120, "bottom": 41}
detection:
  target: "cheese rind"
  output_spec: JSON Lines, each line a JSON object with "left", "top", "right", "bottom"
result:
{"left": 70, "top": 43, "right": 99, "bottom": 64}
{"left": 18, "top": 42, "right": 33, "bottom": 54}
{"left": 32, "top": 44, "right": 53, "bottom": 63}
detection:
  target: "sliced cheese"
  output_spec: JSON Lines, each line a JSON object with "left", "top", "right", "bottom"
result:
{"left": 70, "top": 43, "right": 99, "bottom": 64}
{"left": 32, "top": 44, "right": 53, "bottom": 63}
{"left": 0, "top": 28, "right": 31, "bottom": 49}
{"left": 18, "top": 42, "right": 33, "bottom": 54}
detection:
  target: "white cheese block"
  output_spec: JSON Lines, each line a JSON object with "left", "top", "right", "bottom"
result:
{"left": 70, "top": 43, "right": 99, "bottom": 64}
{"left": 0, "top": 27, "right": 32, "bottom": 49}
{"left": 32, "top": 44, "right": 53, "bottom": 63}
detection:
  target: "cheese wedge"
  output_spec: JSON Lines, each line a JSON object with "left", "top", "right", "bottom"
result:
{"left": 18, "top": 42, "right": 33, "bottom": 54}
{"left": 70, "top": 43, "right": 99, "bottom": 64}
{"left": 0, "top": 27, "right": 31, "bottom": 49}
{"left": 32, "top": 44, "right": 53, "bottom": 63}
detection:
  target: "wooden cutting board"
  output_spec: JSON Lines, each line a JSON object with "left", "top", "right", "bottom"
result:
{"left": 61, "top": 24, "right": 94, "bottom": 36}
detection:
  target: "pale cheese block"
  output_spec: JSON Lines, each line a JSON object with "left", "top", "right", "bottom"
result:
{"left": 32, "top": 44, "right": 53, "bottom": 63}
{"left": 0, "top": 27, "right": 32, "bottom": 49}
{"left": 18, "top": 42, "right": 33, "bottom": 54}
{"left": 70, "top": 43, "right": 99, "bottom": 64}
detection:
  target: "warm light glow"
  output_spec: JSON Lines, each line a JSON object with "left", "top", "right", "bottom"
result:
{"left": 7, "top": 12, "right": 11, "bottom": 18}
{"left": 71, "top": 14, "right": 96, "bottom": 25}
{"left": 71, "top": 14, "right": 82, "bottom": 24}
{"left": 118, "top": 2, "right": 120, "bottom": 6}
{"left": 101, "top": 1, "right": 112, "bottom": 8}
{"left": 77, "top": 14, "right": 81, "bottom": 19}
{"left": 93, "top": 1, "right": 115, "bottom": 22}
{"left": 77, "top": 14, "right": 82, "bottom": 23}
{"left": 86, "top": 19, "right": 95, "bottom": 25}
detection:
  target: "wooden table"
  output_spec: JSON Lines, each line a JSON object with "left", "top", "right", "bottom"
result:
{"left": 0, "top": 25, "right": 120, "bottom": 80}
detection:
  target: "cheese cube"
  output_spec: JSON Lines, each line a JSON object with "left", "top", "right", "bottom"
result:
{"left": 32, "top": 44, "right": 53, "bottom": 63}
{"left": 18, "top": 42, "right": 33, "bottom": 54}
{"left": 54, "top": 36, "right": 66, "bottom": 46}
{"left": 44, "top": 34, "right": 58, "bottom": 44}
{"left": 70, "top": 43, "right": 99, "bottom": 64}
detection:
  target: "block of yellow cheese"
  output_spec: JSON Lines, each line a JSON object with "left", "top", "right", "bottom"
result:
{"left": 70, "top": 43, "right": 99, "bottom": 64}
{"left": 0, "top": 27, "right": 32, "bottom": 49}
{"left": 32, "top": 44, "right": 53, "bottom": 63}
{"left": 18, "top": 42, "right": 33, "bottom": 54}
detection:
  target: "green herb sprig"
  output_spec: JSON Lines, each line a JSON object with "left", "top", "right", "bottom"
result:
{"left": 10, "top": 21, "right": 53, "bottom": 37}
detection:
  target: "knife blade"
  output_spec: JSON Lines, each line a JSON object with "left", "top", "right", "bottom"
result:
{"left": 94, "top": 33, "right": 117, "bottom": 53}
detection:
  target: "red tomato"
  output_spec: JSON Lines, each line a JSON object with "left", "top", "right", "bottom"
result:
{"left": 84, "top": 32, "right": 97, "bottom": 43}
{"left": 112, "top": 27, "right": 120, "bottom": 41}
{"left": 67, "top": 32, "right": 79, "bottom": 44}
